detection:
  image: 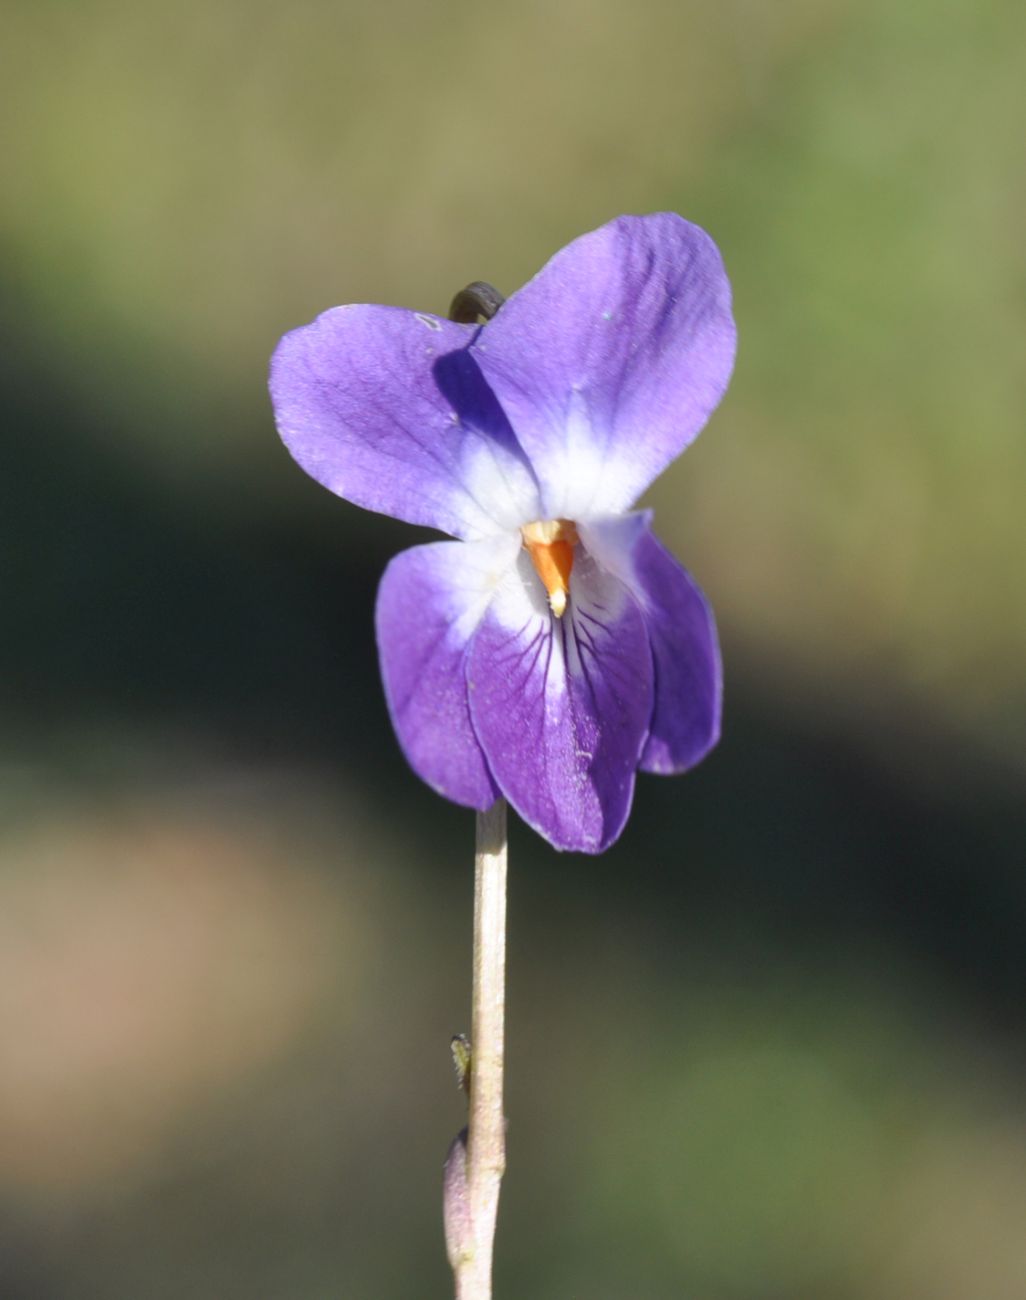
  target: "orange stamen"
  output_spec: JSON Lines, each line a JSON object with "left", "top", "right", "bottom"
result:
{"left": 521, "top": 519, "right": 579, "bottom": 617}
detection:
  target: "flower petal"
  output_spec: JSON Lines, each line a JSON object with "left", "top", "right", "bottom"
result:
{"left": 270, "top": 305, "right": 542, "bottom": 539}
{"left": 467, "top": 546, "right": 653, "bottom": 852}
{"left": 470, "top": 213, "right": 736, "bottom": 520}
{"left": 375, "top": 535, "right": 520, "bottom": 808}
{"left": 629, "top": 525, "right": 722, "bottom": 774}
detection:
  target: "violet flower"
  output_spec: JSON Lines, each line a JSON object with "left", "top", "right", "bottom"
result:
{"left": 270, "top": 213, "right": 736, "bottom": 853}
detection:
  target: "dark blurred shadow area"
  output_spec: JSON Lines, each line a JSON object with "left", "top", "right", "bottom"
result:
{"left": 2, "top": 0, "right": 1025, "bottom": 1296}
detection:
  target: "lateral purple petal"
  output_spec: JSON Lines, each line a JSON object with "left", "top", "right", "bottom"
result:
{"left": 467, "top": 550, "right": 653, "bottom": 852}
{"left": 632, "top": 527, "right": 722, "bottom": 774}
{"left": 270, "top": 305, "right": 541, "bottom": 539}
{"left": 470, "top": 213, "right": 736, "bottom": 520}
{"left": 376, "top": 537, "right": 519, "bottom": 809}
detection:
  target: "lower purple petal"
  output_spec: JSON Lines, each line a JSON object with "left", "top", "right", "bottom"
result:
{"left": 631, "top": 528, "right": 722, "bottom": 774}
{"left": 376, "top": 537, "right": 518, "bottom": 809}
{"left": 467, "top": 549, "right": 653, "bottom": 852}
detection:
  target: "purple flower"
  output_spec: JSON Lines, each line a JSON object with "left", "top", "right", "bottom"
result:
{"left": 269, "top": 213, "right": 736, "bottom": 852}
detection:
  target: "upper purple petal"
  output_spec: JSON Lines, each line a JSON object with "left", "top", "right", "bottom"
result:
{"left": 270, "top": 305, "right": 542, "bottom": 539}
{"left": 466, "top": 545, "right": 653, "bottom": 852}
{"left": 470, "top": 213, "right": 736, "bottom": 520}
{"left": 375, "top": 535, "right": 519, "bottom": 808}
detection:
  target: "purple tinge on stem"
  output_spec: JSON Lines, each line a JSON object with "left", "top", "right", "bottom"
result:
{"left": 269, "top": 213, "right": 737, "bottom": 853}
{"left": 442, "top": 1128, "right": 473, "bottom": 1273}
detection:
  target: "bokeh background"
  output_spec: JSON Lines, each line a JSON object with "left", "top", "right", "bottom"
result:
{"left": 3, "top": 0, "right": 1025, "bottom": 1296}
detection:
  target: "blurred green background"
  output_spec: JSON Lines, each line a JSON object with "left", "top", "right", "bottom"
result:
{"left": 2, "top": 0, "right": 1025, "bottom": 1296}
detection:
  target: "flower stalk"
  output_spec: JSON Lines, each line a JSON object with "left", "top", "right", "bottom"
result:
{"left": 448, "top": 798, "right": 507, "bottom": 1300}
{"left": 269, "top": 219, "right": 736, "bottom": 1294}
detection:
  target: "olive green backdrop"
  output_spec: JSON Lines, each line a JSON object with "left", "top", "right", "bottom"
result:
{"left": 2, "top": 0, "right": 1025, "bottom": 1296}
